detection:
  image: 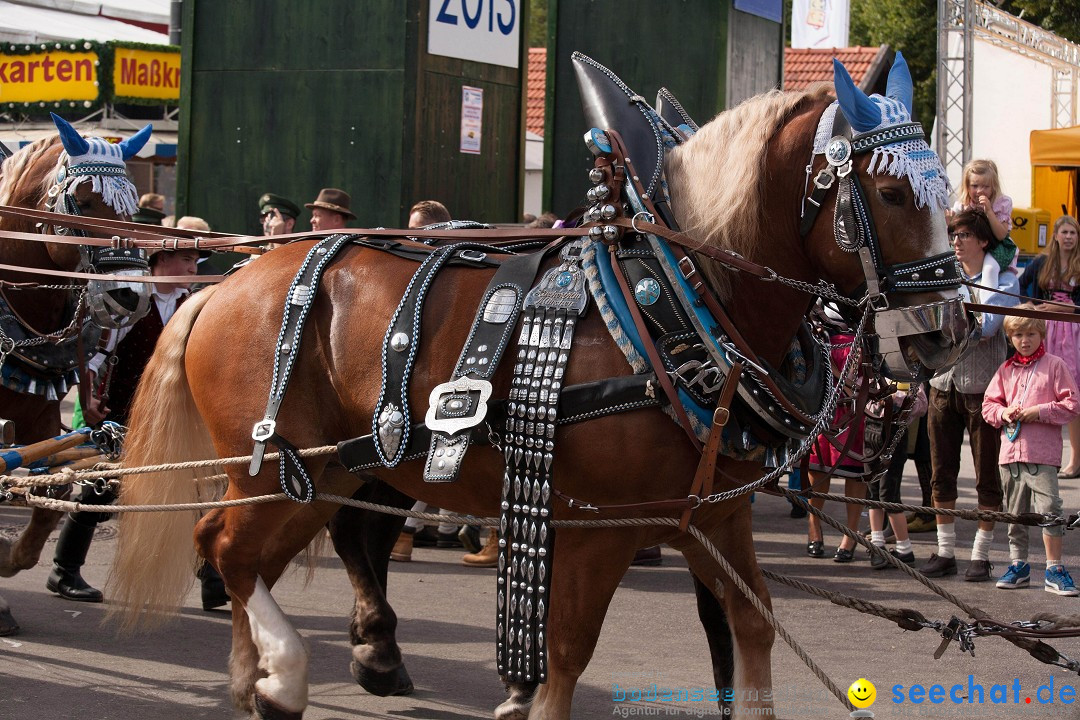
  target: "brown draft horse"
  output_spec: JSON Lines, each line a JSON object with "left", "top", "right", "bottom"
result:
{"left": 109, "top": 74, "right": 970, "bottom": 718}
{"left": 0, "top": 118, "right": 150, "bottom": 633}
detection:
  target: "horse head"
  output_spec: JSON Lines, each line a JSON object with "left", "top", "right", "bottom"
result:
{"left": 0, "top": 116, "right": 154, "bottom": 336}
{"left": 666, "top": 52, "right": 972, "bottom": 382}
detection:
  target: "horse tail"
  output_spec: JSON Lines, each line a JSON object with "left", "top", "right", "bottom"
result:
{"left": 107, "top": 285, "right": 219, "bottom": 631}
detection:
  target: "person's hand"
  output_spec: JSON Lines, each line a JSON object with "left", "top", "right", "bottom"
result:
{"left": 977, "top": 194, "right": 992, "bottom": 214}
{"left": 83, "top": 393, "right": 110, "bottom": 426}
{"left": 1016, "top": 406, "right": 1041, "bottom": 423}
{"left": 264, "top": 208, "right": 288, "bottom": 236}
{"left": 1002, "top": 404, "right": 1022, "bottom": 423}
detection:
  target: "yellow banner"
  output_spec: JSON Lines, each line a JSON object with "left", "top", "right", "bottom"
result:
{"left": 112, "top": 47, "right": 180, "bottom": 100}
{"left": 0, "top": 51, "right": 99, "bottom": 103}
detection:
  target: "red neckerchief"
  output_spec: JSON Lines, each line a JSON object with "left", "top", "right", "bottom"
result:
{"left": 1008, "top": 343, "right": 1046, "bottom": 366}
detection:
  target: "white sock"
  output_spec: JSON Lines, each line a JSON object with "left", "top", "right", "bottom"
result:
{"left": 895, "top": 539, "right": 913, "bottom": 555}
{"left": 1047, "top": 560, "right": 1062, "bottom": 570}
{"left": 870, "top": 530, "right": 886, "bottom": 547}
{"left": 971, "top": 528, "right": 994, "bottom": 561}
{"left": 937, "top": 524, "right": 956, "bottom": 558}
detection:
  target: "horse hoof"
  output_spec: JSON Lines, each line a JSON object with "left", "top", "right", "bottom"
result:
{"left": 0, "top": 606, "right": 19, "bottom": 637}
{"left": 253, "top": 692, "right": 303, "bottom": 720}
{"left": 351, "top": 660, "right": 414, "bottom": 696}
{"left": 494, "top": 698, "right": 532, "bottom": 720}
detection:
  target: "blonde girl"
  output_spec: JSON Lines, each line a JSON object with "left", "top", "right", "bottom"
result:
{"left": 952, "top": 159, "right": 1018, "bottom": 290}
{"left": 1019, "top": 215, "right": 1080, "bottom": 477}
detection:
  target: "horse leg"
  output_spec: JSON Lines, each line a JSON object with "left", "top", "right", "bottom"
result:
{"left": 506, "top": 527, "right": 637, "bottom": 720}
{"left": 197, "top": 501, "right": 312, "bottom": 719}
{"left": 326, "top": 479, "right": 414, "bottom": 697}
{"left": 671, "top": 500, "right": 774, "bottom": 716}
{"left": 692, "top": 573, "right": 735, "bottom": 712}
{"left": 0, "top": 506, "right": 63, "bottom": 576}
{"left": 0, "top": 592, "right": 18, "bottom": 635}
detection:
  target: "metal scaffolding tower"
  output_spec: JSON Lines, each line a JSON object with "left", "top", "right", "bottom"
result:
{"left": 936, "top": 0, "right": 1080, "bottom": 182}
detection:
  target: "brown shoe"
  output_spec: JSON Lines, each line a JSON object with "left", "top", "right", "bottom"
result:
{"left": 462, "top": 529, "right": 499, "bottom": 568}
{"left": 390, "top": 531, "right": 413, "bottom": 562}
{"left": 631, "top": 546, "right": 662, "bottom": 566}
{"left": 964, "top": 559, "right": 993, "bottom": 582}
{"left": 919, "top": 553, "right": 957, "bottom": 577}
{"left": 906, "top": 515, "right": 938, "bottom": 534}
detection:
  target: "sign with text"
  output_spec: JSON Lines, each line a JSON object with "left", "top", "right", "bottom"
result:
{"left": 791, "top": 0, "right": 850, "bottom": 49}
{"left": 460, "top": 85, "right": 483, "bottom": 154}
{"left": 428, "top": 0, "right": 520, "bottom": 68}
{"left": 112, "top": 46, "right": 181, "bottom": 100}
{"left": 0, "top": 50, "right": 99, "bottom": 103}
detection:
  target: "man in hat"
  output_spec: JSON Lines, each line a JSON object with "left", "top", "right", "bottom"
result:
{"left": 259, "top": 192, "right": 301, "bottom": 237}
{"left": 132, "top": 193, "right": 166, "bottom": 225}
{"left": 306, "top": 187, "right": 355, "bottom": 231}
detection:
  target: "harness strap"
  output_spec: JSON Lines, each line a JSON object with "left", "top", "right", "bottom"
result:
{"left": 373, "top": 241, "right": 515, "bottom": 467}
{"left": 680, "top": 361, "right": 743, "bottom": 532}
{"left": 608, "top": 241, "right": 702, "bottom": 452}
{"left": 249, "top": 234, "right": 356, "bottom": 498}
{"left": 338, "top": 374, "right": 663, "bottom": 472}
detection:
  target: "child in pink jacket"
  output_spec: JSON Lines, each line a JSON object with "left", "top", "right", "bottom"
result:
{"left": 982, "top": 309, "right": 1080, "bottom": 595}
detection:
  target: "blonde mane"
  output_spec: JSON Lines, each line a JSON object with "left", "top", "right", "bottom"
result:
{"left": 665, "top": 85, "right": 832, "bottom": 297}
{"left": 0, "top": 135, "right": 62, "bottom": 210}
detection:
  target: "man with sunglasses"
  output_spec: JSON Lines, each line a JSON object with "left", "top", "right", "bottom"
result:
{"left": 920, "top": 210, "right": 1020, "bottom": 581}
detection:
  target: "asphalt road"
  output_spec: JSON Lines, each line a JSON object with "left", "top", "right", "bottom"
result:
{"left": 4, "top": 446, "right": 1080, "bottom": 720}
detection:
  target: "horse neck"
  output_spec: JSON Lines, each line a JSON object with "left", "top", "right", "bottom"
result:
{"left": 721, "top": 102, "right": 824, "bottom": 366}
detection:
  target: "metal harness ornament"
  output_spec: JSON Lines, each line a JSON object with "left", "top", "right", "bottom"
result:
{"left": 497, "top": 239, "right": 589, "bottom": 684}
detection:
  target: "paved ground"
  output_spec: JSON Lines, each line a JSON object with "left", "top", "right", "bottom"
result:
{"left": 4, "top": 439, "right": 1080, "bottom": 719}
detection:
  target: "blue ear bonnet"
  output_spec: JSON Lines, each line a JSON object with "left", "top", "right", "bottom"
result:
{"left": 822, "top": 52, "right": 950, "bottom": 211}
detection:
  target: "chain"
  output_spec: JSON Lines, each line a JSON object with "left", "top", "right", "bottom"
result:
{"left": 1, "top": 282, "right": 84, "bottom": 291}
{"left": 767, "top": 271, "right": 864, "bottom": 307}
{"left": 0, "top": 288, "right": 87, "bottom": 349}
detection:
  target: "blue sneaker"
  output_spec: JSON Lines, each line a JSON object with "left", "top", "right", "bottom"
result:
{"left": 996, "top": 561, "right": 1030, "bottom": 589}
{"left": 1045, "top": 566, "right": 1080, "bottom": 596}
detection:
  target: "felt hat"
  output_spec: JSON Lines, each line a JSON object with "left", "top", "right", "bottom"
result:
{"left": 305, "top": 187, "right": 355, "bottom": 220}
{"left": 258, "top": 192, "right": 300, "bottom": 220}
{"left": 131, "top": 206, "right": 166, "bottom": 225}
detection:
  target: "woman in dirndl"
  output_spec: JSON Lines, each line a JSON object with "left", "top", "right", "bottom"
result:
{"left": 1019, "top": 215, "right": 1080, "bottom": 478}
{"left": 805, "top": 332, "right": 868, "bottom": 563}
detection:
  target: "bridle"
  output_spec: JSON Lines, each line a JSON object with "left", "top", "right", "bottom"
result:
{"left": 798, "top": 103, "right": 972, "bottom": 381}
{"left": 40, "top": 147, "right": 151, "bottom": 330}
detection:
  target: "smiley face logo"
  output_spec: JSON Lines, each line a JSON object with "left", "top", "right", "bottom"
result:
{"left": 848, "top": 678, "right": 876, "bottom": 708}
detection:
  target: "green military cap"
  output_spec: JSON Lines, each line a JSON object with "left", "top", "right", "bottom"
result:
{"left": 258, "top": 192, "right": 300, "bottom": 220}
{"left": 131, "top": 206, "right": 166, "bottom": 225}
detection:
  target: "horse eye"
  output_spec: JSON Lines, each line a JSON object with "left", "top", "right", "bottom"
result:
{"left": 879, "top": 187, "right": 904, "bottom": 206}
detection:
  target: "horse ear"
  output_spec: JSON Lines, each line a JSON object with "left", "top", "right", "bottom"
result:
{"left": 885, "top": 51, "right": 915, "bottom": 116}
{"left": 50, "top": 112, "right": 89, "bottom": 157}
{"left": 832, "top": 59, "right": 880, "bottom": 133}
{"left": 118, "top": 123, "right": 153, "bottom": 160}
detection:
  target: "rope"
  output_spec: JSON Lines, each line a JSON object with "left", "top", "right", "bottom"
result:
{"left": 762, "top": 569, "right": 929, "bottom": 631}
{"left": 782, "top": 488, "right": 1067, "bottom": 527}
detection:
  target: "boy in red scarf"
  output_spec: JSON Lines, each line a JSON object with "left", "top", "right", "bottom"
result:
{"left": 982, "top": 307, "right": 1080, "bottom": 594}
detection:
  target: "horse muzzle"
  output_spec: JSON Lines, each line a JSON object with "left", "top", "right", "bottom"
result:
{"left": 872, "top": 296, "right": 975, "bottom": 381}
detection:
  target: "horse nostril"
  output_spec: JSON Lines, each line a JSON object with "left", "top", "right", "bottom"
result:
{"left": 107, "top": 287, "right": 140, "bottom": 312}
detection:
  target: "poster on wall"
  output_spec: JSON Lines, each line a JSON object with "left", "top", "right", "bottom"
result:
{"left": 460, "top": 85, "right": 483, "bottom": 155}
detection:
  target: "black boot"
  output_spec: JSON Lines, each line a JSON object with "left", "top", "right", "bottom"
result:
{"left": 198, "top": 562, "right": 230, "bottom": 611}
{"left": 46, "top": 516, "right": 103, "bottom": 602}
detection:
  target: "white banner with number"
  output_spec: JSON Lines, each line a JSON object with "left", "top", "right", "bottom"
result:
{"left": 791, "top": 0, "right": 850, "bottom": 49}
{"left": 428, "top": 0, "right": 521, "bottom": 68}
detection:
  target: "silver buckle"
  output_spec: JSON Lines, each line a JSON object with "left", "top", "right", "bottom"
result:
{"left": 458, "top": 249, "right": 487, "bottom": 263}
{"left": 426, "top": 376, "right": 493, "bottom": 436}
{"left": 251, "top": 419, "right": 276, "bottom": 443}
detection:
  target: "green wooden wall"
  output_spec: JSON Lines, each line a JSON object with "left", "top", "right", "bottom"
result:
{"left": 545, "top": 0, "right": 782, "bottom": 217}
{"left": 176, "top": 0, "right": 525, "bottom": 237}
